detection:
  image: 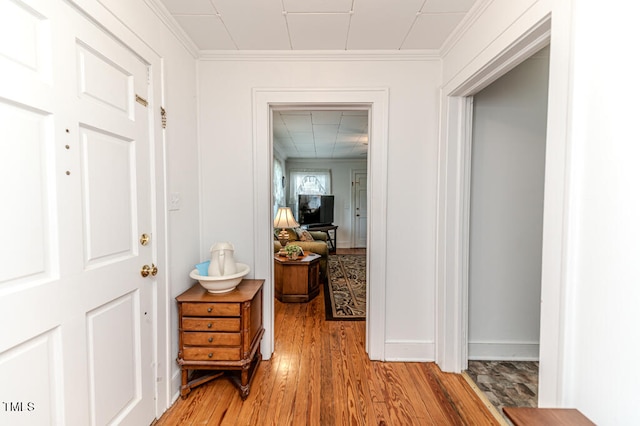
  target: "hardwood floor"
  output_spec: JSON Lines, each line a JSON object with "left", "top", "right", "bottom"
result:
{"left": 156, "top": 278, "right": 500, "bottom": 425}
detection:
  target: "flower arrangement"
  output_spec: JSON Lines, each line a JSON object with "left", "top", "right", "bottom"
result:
{"left": 284, "top": 244, "right": 303, "bottom": 259}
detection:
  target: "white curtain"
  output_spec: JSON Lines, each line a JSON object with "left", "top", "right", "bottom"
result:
{"left": 273, "top": 159, "right": 286, "bottom": 218}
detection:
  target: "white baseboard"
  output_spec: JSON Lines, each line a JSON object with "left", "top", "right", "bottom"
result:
{"left": 170, "top": 368, "right": 182, "bottom": 403}
{"left": 384, "top": 340, "right": 435, "bottom": 361}
{"left": 468, "top": 341, "right": 539, "bottom": 361}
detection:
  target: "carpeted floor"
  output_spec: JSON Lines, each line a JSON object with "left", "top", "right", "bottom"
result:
{"left": 466, "top": 360, "right": 538, "bottom": 421}
{"left": 324, "top": 254, "right": 366, "bottom": 321}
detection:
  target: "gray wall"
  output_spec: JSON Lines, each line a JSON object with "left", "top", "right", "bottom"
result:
{"left": 468, "top": 46, "right": 550, "bottom": 360}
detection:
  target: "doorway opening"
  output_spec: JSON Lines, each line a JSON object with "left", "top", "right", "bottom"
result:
{"left": 252, "top": 88, "right": 389, "bottom": 361}
{"left": 271, "top": 106, "right": 370, "bottom": 342}
{"left": 464, "top": 46, "right": 549, "bottom": 417}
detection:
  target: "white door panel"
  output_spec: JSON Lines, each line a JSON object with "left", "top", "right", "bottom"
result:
{"left": 0, "top": 0, "right": 156, "bottom": 424}
{"left": 0, "top": 328, "right": 65, "bottom": 425}
{"left": 0, "top": 101, "right": 54, "bottom": 286}
{"left": 353, "top": 171, "right": 368, "bottom": 248}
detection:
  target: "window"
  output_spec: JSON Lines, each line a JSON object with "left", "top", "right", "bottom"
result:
{"left": 289, "top": 169, "right": 331, "bottom": 220}
{"left": 273, "top": 159, "right": 285, "bottom": 218}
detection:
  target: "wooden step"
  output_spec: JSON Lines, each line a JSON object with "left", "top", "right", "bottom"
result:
{"left": 503, "top": 407, "right": 595, "bottom": 425}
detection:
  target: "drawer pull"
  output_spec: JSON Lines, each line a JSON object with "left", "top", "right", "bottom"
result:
{"left": 208, "top": 337, "right": 213, "bottom": 343}
{"left": 207, "top": 323, "right": 212, "bottom": 328}
{"left": 207, "top": 307, "right": 212, "bottom": 313}
{"left": 208, "top": 353, "right": 213, "bottom": 358}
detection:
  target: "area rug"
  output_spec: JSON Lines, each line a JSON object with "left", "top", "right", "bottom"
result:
{"left": 324, "top": 254, "right": 366, "bottom": 321}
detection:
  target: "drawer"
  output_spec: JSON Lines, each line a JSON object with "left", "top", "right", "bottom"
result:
{"left": 182, "top": 302, "right": 240, "bottom": 317}
{"left": 182, "top": 346, "right": 241, "bottom": 361}
{"left": 182, "top": 331, "right": 241, "bottom": 346}
{"left": 182, "top": 317, "right": 241, "bottom": 332}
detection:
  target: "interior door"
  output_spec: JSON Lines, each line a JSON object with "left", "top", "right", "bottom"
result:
{"left": 353, "top": 171, "right": 368, "bottom": 248}
{"left": 0, "top": 0, "right": 156, "bottom": 424}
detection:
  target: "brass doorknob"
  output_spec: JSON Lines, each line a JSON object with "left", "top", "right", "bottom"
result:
{"left": 141, "top": 265, "right": 151, "bottom": 277}
{"left": 141, "top": 264, "right": 158, "bottom": 278}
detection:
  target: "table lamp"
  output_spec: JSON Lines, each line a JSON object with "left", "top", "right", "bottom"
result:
{"left": 274, "top": 207, "right": 299, "bottom": 254}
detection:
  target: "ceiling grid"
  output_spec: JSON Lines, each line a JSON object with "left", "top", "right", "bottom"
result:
{"left": 156, "top": 0, "right": 478, "bottom": 158}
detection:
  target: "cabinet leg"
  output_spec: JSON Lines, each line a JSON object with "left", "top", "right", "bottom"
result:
{"left": 180, "top": 369, "right": 191, "bottom": 398}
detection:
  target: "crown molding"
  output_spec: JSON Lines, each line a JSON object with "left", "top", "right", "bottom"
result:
{"left": 440, "top": 0, "right": 494, "bottom": 57}
{"left": 144, "top": 0, "right": 199, "bottom": 59}
{"left": 198, "top": 49, "right": 440, "bottom": 62}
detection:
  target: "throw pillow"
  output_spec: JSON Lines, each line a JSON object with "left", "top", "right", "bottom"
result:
{"left": 299, "top": 229, "right": 315, "bottom": 242}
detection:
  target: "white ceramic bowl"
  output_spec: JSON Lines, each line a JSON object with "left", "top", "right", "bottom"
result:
{"left": 189, "top": 263, "right": 250, "bottom": 294}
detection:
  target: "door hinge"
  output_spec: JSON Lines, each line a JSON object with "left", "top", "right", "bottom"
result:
{"left": 160, "top": 107, "right": 167, "bottom": 129}
{"left": 135, "top": 94, "right": 148, "bottom": 107}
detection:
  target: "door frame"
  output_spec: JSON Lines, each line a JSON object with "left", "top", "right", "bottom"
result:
{"left": 436, "top": 12, "right": 573, "bottom": 405}
{"left": 253, "top": 88, "right": 389, "bottom": 361}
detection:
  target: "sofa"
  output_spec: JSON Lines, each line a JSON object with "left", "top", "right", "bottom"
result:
{"left": 274, "top": 228, "right": 329, "bottom": 281}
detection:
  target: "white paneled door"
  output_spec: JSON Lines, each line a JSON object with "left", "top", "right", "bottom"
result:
{"left": 353, "top": 170, "right": 368, "bottom": 248}
{"left": 0, "top": 0, "right": 156, "bottom": 425}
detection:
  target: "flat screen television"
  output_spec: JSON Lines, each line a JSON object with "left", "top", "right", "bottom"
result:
{"left": 298, "top": 194, "right": 334, "bottom": 227}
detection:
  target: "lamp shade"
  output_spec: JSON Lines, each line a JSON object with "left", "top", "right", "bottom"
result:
{"left": 274, "top": 207, "right": 300, "bottom": 229}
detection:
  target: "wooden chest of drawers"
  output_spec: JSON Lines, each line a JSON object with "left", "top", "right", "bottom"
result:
{"left": 176, "top": 280, "right": 264, "bottom": 399}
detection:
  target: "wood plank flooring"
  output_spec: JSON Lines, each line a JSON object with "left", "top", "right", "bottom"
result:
{"left": 156, "top": 262, "right": 500, "bottom": 425}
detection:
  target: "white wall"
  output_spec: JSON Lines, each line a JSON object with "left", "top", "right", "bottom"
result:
{"left": 286, "top": 158, "right": 367, "bottom": 248}
{"left": 198, "top": 55, "right": 440, "bottom": 360}
{"left": 468, "top": 47, "right": 549, "bottom": 360}
{"left": 440, "top": 0, "right": 640, "bottom": 423}
{"left": 562, "top": 1, "right": 640, "bottom": 423}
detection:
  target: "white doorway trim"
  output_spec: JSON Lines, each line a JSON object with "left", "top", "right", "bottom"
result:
{"left": 252, "top": 88, "right": 389, "bottom": 361}
{"left": 436, "top": 13, "right": 566, "bottom": 401}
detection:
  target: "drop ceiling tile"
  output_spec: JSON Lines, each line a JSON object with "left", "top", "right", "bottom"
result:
{"left": 286, "top": 14, "right": 350, "bottom": 49}
{"left": 273, "top": 128, "right": 289, "bottom": 139}
{"left": 347, "top": 0, "right": 423, "bottom": 49}
{"left": 339, "top": 115, "right": 368, "bottom": 132}
{"left": 421, "top": 0, "right": 476, "bottom": 13}
{"left": 401, "top": 13, "right": 466, "bottom": 49}
{"left": 311, "top": 111, "right": 342, "bottom": 124}
{"left": 283, "top": 0, "right": 352, "bottom": 13}
{"left": 274, "top": 137, "right": 294, "bottom": 147}
{"left": 313, "top": 139, "right": 336, "bottom": 148}
{"left": 288, "top": 132, "right": 314, "bottom": 143}
{"left": 174, "top": 15, "right": 236, "bottom": 49}
{"left": 161, "top": 0, "right": 217, "bottom": 14}
{"left": 281, "top": 114, "right": 312, "bottom": 131}
{"left": 213, "top": 0, "right": 290, "bottom": 49}
{"left": 279, "top": 110, "right": 310, "bottom": 115}
{"left": 313, "top": 124, "right": 339, "bottom": 138}
{"left": 273, "top": 112, "right": 286, "bottom": 124}
{"left": 315, "top": 147, "right": 334, "bottom": 157}
{"left": 333, "top": 146, "right": 355, "bottom": 155}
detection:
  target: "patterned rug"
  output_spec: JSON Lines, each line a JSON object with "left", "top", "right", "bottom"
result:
{"left": 324, "top": 254, "right": 366, "bottom": 321}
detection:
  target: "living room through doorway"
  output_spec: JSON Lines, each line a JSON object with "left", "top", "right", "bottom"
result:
{"left": 271, "top": 106, "right": 370, "bottom": 344}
